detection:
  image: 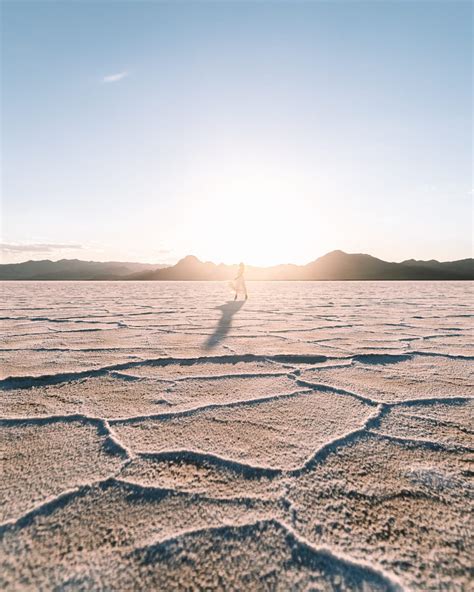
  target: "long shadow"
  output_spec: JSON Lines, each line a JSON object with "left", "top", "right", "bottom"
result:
{"left": 204, "top": 300, "right": 245, "bottom": 350}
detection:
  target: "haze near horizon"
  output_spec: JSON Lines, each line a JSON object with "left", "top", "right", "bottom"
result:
{"left": 1, "top": 1, "right": 472, "bottom": 266}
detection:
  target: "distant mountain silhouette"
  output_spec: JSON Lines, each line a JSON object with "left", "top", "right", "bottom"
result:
{"left": 128, "top": 255, "right": 230, "bottom": 281}
{"left": 401, "top": 258, "right": 474, "bottom": 276}
{"left": 1, "top": 252, "right": 472, "bottom": 280}
{"left": 0, "top": 259, "right": 165, "bottom": 280}
{"left": 130, "top": 251, "right": 473, "bottom": 281}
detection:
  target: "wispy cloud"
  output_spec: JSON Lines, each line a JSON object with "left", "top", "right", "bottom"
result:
{"left": 102, "top": 71, "right": 129, "bottom": 83}
{"left": 0, "top": 243, "right": 82, "bottom": 254}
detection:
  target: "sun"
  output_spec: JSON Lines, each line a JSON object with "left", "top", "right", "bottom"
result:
{"left": 183, "top": 165, "right": 319, "bottom": 267}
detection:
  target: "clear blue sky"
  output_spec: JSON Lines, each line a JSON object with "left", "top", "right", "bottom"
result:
{"left": 1, "top": 0, "right": 472, "bottom": 266}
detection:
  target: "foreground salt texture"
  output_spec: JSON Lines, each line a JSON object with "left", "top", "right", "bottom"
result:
{"left": 1, "top": 281, "right": 472, "bottom": 591}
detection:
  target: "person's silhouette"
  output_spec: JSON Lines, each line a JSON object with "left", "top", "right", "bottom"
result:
{"left": 233, "top": 262, "right": 248, "bottom": 301}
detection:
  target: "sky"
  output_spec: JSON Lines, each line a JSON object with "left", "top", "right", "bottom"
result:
{"left": 1, "top": 0, "right": 472, "bottom": 266}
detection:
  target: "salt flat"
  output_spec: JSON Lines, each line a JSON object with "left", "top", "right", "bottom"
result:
{"left": 1, "top": 281, "right": 472, "bottom": 591}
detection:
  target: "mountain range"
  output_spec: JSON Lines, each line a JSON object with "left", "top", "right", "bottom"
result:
{"left": 1, "top": 251, "right": 472, "bottom": 280}
{"left": 0, "top": 259, "right": 166, "bottom": 281}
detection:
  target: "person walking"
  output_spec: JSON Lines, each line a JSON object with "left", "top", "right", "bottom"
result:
{"left": 232, "top": 262, "right": 248, "bottom": 301}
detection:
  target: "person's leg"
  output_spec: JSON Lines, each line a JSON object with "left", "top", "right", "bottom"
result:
{"left": 234, "top": 291, "right": 238, "bottom": 301}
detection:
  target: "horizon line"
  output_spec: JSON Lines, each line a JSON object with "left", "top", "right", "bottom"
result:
{"left": 1, "top": 249, "right": 473, "bottom": 268}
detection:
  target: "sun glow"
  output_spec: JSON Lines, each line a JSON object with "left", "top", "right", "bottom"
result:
{"left": 173, "top": 162, "right": 331, "bottom": 267}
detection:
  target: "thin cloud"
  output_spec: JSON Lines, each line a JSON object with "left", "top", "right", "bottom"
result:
{"left": 0, "top": 243, "right": 82, "bottom": 254}
{"left": 102, "top": 71, "right": 129, "bottom": 83}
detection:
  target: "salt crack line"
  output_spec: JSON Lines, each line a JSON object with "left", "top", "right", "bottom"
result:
{"left": 2, "top": 350, "right": 467, "bottom": 391}
{"left": 108, "top": 388, "right": 313, "bottom": 424}
{"left": 268, "top": 324, "right": 356, "bottom": 334}
{"left": 111, "top": 370, "right": 292, "bottom": 383}
{"left": 295, "top": 382, "right": 474, "bottom": 411}
{"left": 173, "top": 370, "right": 291, "bottom": 381}
{"left": 0, "top": 471, "right": 134, "bottom": 533}
{"left": 130, "top": 517, "right": 405, "bottom": 592}
{"left": 126, "top": 406, "right": 384, "bottom": 478}
{"left": 394, "top": 410, "right": 474, "bottom": 434}
{"left": 108, "top": 371, "right": 175, "bottom": 384}
{"left": 295, "top": 378, "right": 381, "bottom": 406}
{"left": 0, "top": 353, "right": 330, "bottom": 390}
{"left": 287, "top": 404, "right": 385, "bottom": 477}
{"left": 135, "top": 449, "right": 283, "bottom": 478}
{"left": 102, "top": 419, "right": 135, "bottom": 460}
{"left": 0, "top": 484, "right": 93, "bottom": 533}
{"left": 279, "top": 518, "right": 406, "bottom": 592}
{"left": 0, "top": 412, "right": 105, "bottom": 426}
{"left": 304, "top": 361, "right": 354, "bottom": 372}
{"left": 0, "top": 413, "right": 133, "bottom": 460}
{"left": 351, "top": 353, "right": 413, "bottom": 365}
{"left": 410, "top": 350, "right": 474, "bottom": 361}
{"left": 111, "top": 477, "right": 278, "bottom": 506}
{"left": 390, "top": 395, "right": 473, "bottom": 408}
{"left": 366, "top": 430, "right": 473, "bottom": 453}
